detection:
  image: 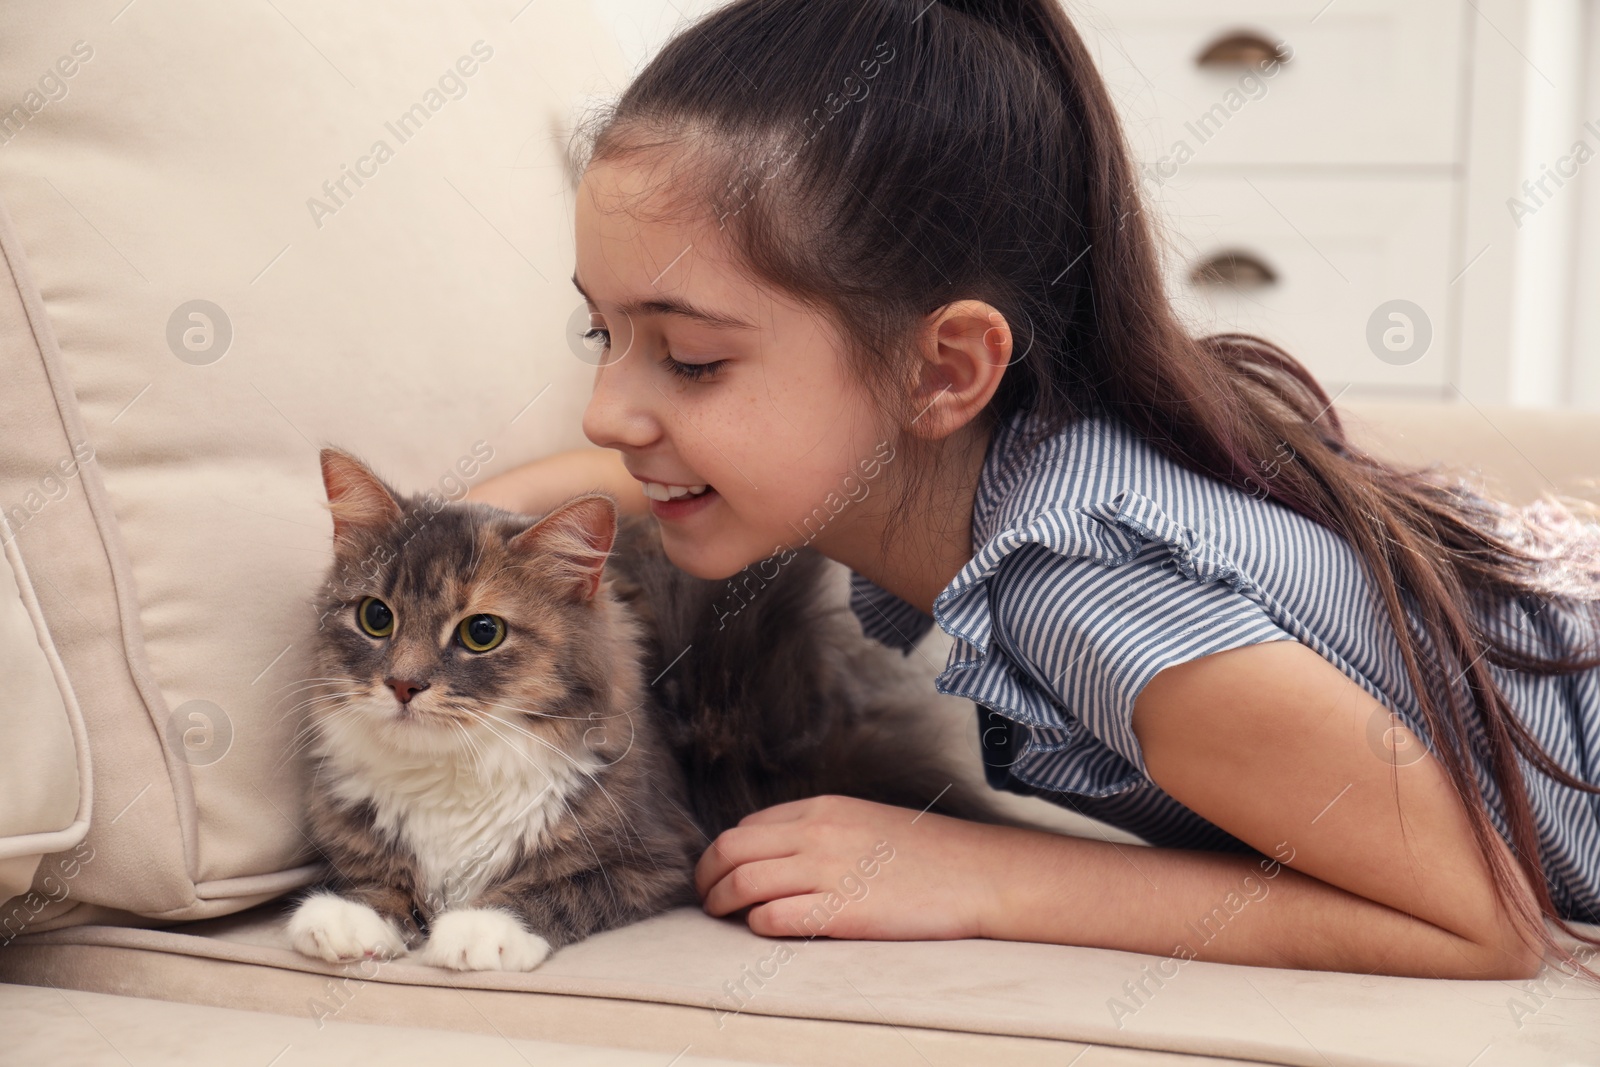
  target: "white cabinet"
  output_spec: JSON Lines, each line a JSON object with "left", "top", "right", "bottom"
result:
{"left": 1156, "top": 175, "right": 1458, "bottom": 391}
{"left": 1072, "top": 0, "right": 1551, "bottom": 404}
{"left": 1086, "top": 0, "right": 1468, "bottom": 167}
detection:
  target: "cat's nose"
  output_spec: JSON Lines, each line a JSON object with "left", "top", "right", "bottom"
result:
{"left": 385, "top": 677, "right": 430, "bottom": 704}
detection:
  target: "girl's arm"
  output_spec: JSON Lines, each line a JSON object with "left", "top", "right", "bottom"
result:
{"left": 1102, "top": 637, "right": 1545, "bottom": 978}
{"left": 979, "top": 816, "right": 1533, "bottom": 979}
{"left": 465, "top": 447, "right": 650, "bottom": 517}
{"left": 696, "top": 638, "right": 1547, "bottom": 979}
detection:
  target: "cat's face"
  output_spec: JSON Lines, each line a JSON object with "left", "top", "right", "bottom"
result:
{"left": 304, "top": 448, "right": 633, "bottom": 765}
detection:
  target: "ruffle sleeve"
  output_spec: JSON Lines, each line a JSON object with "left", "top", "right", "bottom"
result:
{"left": 932, "top": 488, "right": 1301, "bottom": 798}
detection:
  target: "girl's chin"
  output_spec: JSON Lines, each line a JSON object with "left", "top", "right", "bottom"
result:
{"left": 657, "top": 542, "right": 737, "bottom": 581}
{"left": 656, "top": 525, "right": 783, "bottom": 583}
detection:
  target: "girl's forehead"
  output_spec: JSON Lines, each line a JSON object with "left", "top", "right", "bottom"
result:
{"left": 578, "top": 163, "right": 705, "bottom": 261}
{"left": 574, "top": 163, "right": 800, "bottom": 328}
{"left": 576, "top": 157, "right": 709, "bottom": 239}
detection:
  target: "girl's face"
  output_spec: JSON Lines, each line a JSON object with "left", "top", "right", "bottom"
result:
{"left": 576, "top": 159, "right": 896, "bottom": 581}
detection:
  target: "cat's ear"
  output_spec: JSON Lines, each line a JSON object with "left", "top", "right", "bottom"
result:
{"left": 508, "top": 493, "right": 617, "bottom": 602}
{"left": 320, "top": 448, "right": 404, "bottom": 551}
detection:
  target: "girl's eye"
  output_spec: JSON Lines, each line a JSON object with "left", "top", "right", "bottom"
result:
{"left": 358, "top": 597, "right": 394, "bottom": 638}
{"left": 458, "top": 614, "right": 506, "bottom": 653}
{"left": 579, "top": 322, "right": 722, "bottom": 381}
{"left": 660, "top": 354, "right": 726, "bottom": 382}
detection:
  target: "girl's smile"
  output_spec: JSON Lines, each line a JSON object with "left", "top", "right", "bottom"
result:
{"left": 638, "top": 481, "right": 718, "bottom": 522}
{"left": 575, "top": 155, "right": 901, "bottom": 582}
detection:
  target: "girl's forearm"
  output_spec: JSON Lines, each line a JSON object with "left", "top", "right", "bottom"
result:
{"left": 977, "top": 826, "right": 1527, "bottom": 979}
{"left": 467, "top": 447, "right": 650, "bottom": 517}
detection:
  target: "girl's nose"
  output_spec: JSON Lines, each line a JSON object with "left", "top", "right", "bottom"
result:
{"left": 582, "top": 359, "right": 660, "bottom": 452}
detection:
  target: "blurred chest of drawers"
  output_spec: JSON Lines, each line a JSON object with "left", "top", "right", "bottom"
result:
{"left": 1073, "top": 0, "right": 1575, "bottom": 405}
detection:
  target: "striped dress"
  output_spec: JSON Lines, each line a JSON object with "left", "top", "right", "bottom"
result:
{"left": 849, "top": 408, "right": 1600, "bottom": 923}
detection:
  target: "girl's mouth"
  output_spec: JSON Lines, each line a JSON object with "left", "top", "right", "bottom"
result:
{"left": 648, "top": 485, "right": 718, "bottom": 521}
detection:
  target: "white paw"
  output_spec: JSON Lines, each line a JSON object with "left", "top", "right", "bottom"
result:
{"left": 287, "top": 891, "right": 408, "bottom": 964}
{"left": 418, "top": 908, "right": 552, "bottom": 972}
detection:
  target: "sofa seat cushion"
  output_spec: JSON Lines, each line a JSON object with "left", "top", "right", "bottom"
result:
{"left": 4, "top": 899, "right": 1597, "bottom": 1066}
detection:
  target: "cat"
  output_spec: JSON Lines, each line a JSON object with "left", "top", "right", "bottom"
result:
{"left": 285, "top": 447, "right": 1000, "bottom": 972}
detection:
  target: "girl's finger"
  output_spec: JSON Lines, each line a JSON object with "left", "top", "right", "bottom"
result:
{"left": 694, "top": 823, "right": 801, "bottom": 898}
{"left": 735, "top": 796, "right": 824, "bottom": 827}
{"left": 702, "top": 856, "right": 819, "bottom": 917}
{"left": 746, "top": 893, "right": 849, "bottom": 940}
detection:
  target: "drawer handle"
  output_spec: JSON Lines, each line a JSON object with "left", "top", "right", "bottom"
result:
{"left": 1196, "top": 31, "right": 1290, "bottom": 69}
{"left": 1189, "top": 250, "right": 1278, "bottom": 290}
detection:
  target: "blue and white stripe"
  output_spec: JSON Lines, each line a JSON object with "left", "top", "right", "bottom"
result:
{"left": 848, "top": 408, "right": 1600, "bottom": 922}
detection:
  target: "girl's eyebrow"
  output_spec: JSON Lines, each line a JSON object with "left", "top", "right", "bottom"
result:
{"left": 571, "top": 273, "right": 757, "bottom": 331}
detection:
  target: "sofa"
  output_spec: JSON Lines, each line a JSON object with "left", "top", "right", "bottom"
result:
{"left": 3, "top": 2, "right": 1599, "bottom": 1064}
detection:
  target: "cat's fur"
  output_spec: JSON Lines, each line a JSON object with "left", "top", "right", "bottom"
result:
{"left": 285, "top": 448, "right": 998, "bottom": 971}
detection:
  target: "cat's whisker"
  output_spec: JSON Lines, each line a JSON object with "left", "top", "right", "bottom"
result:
{"left": 487, "top": 700, "right": 642, "bottom": 768}
{"left": 279, "top": 709, "right": 359, "bottom": 761}
{"left": 470, "top": 714, "right": 650, "bottom": 851}
{"left": 474, "top": 559, "right": 507, "bottom": 589}
{"left": 280, "top": 711, "right": 360, "bottom": 741}
{"left": 446, "top": 720, "right": 480, "bottom": 781}
{"left": 444, "top": 705, "right": 495, "bottom": 767}
{"left": 476, "top": 698, "right": 628, "bottom": 723}
{"left": 266, "top": 685, "right": 368, "bottom": 716}
{"left": 466, "top": 525, "right": 487, "bottom": 582}
{"left": 275, "top": 686, "right": 366, "bottom": 708}
{"left": 468, "top": 714, "right": 563, "bottom": 783}
{"left": 550, "top": 788, "right": 620, "bottom": 907}
{"left": 270, "top": 674, "right": 355, "bottom": 689}
{"left": 268, "top": 676, "right": 363, "bottom": 697}
{"left": 454, "top": 716, "right": 492, "bottom": 782}
{"left": 272, "top": 703, "right": 369, "bottom": 772}
{"left": 270, "top": 694, "right": 366, "bottom": 742}
{"left": 465, "top": 713, "right": 630, "bottom": 894}
{"left": 270, "top": 690, "right": 369, "bottom": 727}
{"left": 476, "top": 713, "right": 655, "bottom": 861}
{"left": 272, "top": 673, "right": 359, "bottom": 687}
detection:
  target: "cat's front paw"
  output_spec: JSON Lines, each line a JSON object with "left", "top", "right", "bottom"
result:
{"left": 287, "top": 891, "right": 409, "bottom": 964}
{"left": 418, "top": 908, "right": 552, "bottom": 972}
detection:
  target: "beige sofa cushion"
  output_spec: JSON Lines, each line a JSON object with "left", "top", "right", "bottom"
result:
{"left": 1335, "top": 399, "right": 1600, "bottom": 508}
{"left": 0, "top": 0, "right": 620, "bottom": 929}
{"left": 4, "top": 898, "right": 1599, "bottom": 1066}
{"left": 0, "top": 519, "right": 87, "bottom": 905}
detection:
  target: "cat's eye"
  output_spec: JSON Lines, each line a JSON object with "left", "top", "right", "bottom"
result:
{"left": 458, "top": 614, "right": 506, "bottom": 653}
{"left": 358, "top": 597, "right": 394, "bottom": 638}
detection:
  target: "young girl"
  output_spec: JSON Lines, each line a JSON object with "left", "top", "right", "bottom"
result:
{"left": 469, "top": 0, "right": 1600, "bottom": 981}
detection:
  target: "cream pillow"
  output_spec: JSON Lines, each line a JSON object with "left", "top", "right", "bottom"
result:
{"left": 0, "top": 0, "right": 621, "bottom": 931}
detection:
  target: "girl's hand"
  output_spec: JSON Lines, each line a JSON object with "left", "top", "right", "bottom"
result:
{"left": 693, "top": 794, "right": 1013, "bottom": 941}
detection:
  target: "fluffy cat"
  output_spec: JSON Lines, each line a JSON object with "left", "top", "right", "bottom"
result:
{"left": 285, "top": 448, "right": 998, "bottom": 972}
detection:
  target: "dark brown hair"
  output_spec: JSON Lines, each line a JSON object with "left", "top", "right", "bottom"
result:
{"left": 578, "top": 0, "right": 1600, "bottom": 977}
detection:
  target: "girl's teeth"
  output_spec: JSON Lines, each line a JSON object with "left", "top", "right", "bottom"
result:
{"left": 643, "top": 482, "right": 709, "bottom": 501}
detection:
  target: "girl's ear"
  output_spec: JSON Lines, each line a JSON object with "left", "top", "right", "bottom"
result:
{"left": 907, "top": 300, "right": 1013, "bottom": 439}
{"left": 320, "top": 448, "right": 404, "bottom": 551}
{"left": 508, "top": 493, "right": 618, "bottom": 602}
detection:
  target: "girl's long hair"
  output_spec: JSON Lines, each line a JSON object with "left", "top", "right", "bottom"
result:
{"left": 579, "top": 0, "right": 1600, "bottom": 977}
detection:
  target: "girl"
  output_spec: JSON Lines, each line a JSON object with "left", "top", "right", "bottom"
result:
{"left": 469, "top": 0, "right": 1600, "bottom": 981}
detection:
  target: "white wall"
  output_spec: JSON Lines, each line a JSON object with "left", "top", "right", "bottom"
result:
{"left": 1567, "top": 0, "right": 1600, "bottom": 408}
{"left": 589, "top": 0, "right": 725, "bottom": 76}
{"left": 1507, "top": 0, "right": 1591, "bottom": 406}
